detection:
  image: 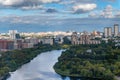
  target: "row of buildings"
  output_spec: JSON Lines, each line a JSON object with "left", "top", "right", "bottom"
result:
{"left": 104, "top": 24, "right": 119, "bottom": 37}
{"left": 71, "top": 31, "right": 101, "bottom": 45}
{"left": 0, "top": 24, "right": 119, "bottom": 51}
{"left": 0, "top": 30, "right": 71, "bottom": 51}
{"left": 71, "top": 24, "right": 120, "bottom": 45}
{"left": 0, "top": 39, "right": 39, "bottom": 51}
{"left": 0, "top": 37, "right": 67, "bottom": 51}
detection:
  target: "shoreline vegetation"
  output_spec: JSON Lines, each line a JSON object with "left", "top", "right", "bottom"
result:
{"left": 0, "top": 44, "right": 61, "bottom": 80}
{"left": 0, "top": 39, "right": 120, "bottom": 80}
{"left": 54, "top": 40, "right": 120, "bottom": 80}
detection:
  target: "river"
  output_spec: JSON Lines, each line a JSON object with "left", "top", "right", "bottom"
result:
{"left": 7, "top": 50, "right": 70, "bottom": 80}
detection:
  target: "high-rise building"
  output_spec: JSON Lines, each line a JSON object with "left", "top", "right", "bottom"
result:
{"left": 71, "top": 32, "right": 79, "bottom": 45}
{"left": 104, "top": 27, "right": 112, "bottom": 37}
{"left": 9, "top": 30, "right": 18, "bottom": 40}
{"left": 114, "top": 24, "right": 119, "bottom": 37}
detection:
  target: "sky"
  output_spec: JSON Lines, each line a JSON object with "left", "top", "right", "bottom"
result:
{"left": 0, "top": 0, "right": 120, "bottom": 32}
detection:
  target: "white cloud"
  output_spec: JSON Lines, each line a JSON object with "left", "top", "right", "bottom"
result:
{"left": 100, "top": 5, "right": 114, "bottom": 18}
{"left": 39, "top": 0, "right": 60, "bottom": 3}
{"left": 21, "top": 5, "right": 43, "bottom": 10}
{"left": 60, "top": 0, "right": 75, "bottom": 5}
{"left": 0, "top": 15, "right": 58, "bottom": 24}
{"left": 60, "top": 0, "right": 96, "bottom": 5}
{"left": 115, "top": 11, "right": 120, "bottom": 17}
{"left": 0, "top": 0, "right": 60, "bottom": 7}
{"left": 89, "top": 5, "right": 120, "bottom": 18}
{"left": 89, "top": 12, "right": 98, "bottom": 18}
{"left": 73, "top": 3, "right": 97, "bottom": 13}
{"left": 0, "top": 0, "right": 24, "bottom": 6}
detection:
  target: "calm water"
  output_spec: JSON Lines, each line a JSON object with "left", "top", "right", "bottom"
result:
{"left": 7, "top": 50, "right": 70, "bottom": 80}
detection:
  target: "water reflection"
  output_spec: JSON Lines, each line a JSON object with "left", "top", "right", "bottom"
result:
{"left": 7, "top": 50, "right": 70, "bottom": 80}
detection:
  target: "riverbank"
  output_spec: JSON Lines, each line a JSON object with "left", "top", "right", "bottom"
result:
{"left": 7, "top": 50, "right": 64, "bottom": 80}
{"left": 54, "top": 67, "right": 109, "bottom": 80}
{"left": 0, "top": 44, "right": 61, "bottom": 80}
{"left": 54, "top": 42, "right": 120, "bottom": 80}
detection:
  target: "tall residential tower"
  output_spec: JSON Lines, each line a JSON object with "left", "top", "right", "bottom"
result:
{"left": 114, "top": 24, "right": 119, "bottom": 37}
{"left": 104, "top": 27, "right": 112, "bottom": 37}
{"left": 9, "top": 30, "right": 18, "bottom": 40}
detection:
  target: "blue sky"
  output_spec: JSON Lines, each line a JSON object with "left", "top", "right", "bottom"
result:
{"left": 0, "top": 0, "right": 120, "bottom": 32}
{"left": 0, "top": 0, "right": 120, "bottom": 17}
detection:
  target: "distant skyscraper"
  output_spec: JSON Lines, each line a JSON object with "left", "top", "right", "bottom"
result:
{"left": 114, "top": 24, "right": 119, "bottom": 37}
{"left": 71, "top": 32, "right": 78, "bottom": 45}
{"left": 9, "top": 30, "right": 18, "bottom": 40}
{"left": 104, "top": 27, "right": 112, "bottom": 37}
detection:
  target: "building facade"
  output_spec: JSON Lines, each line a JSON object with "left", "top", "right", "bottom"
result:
{"left": 114, "top": 24, "right": 119, "bottom": 37}
{"left": 0, "top": 39, "right": 14, "bottom": 51}
{"left": 9, "top": 30, "right": 18, "bottom": 40}
{"left": 71, "top": 32, "right": 101, "bottom": 45}
{"left": 104, "top": 27, "right": 112, "bottom": 37}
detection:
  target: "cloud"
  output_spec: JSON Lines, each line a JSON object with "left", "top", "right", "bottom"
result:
{"left": 60, "top": 0, "right": 97, "bottom": 5}
{"left": 100, "top": 5, "right": 114, "bottom": 18}
{"left": 46, "top": 8, "right": 58, "bottom": 13}
{"left": 102, "top": 0, "right": 116, "bottom": 2}
{"left": 21, "top": 5, "right": 43, "bottom": 10}
{"left": 0, "top": 0, "right": 60, "bottom": 9}
{"left": 0, "top": 0, "right": 24, "bottom": 6}
{"left": 73, "top": 3, "right": 97, "bottom": 14}
{"left": 0, "top": 15, "right": 120, "bottom": 33}
{"left": 0, "top": 15, "right": 59, "bottom": 24}
{"left": 89, "top": 5, "right": 120, "bottom": 18}
{"left": 0, "top": 0, "right": 119, "bottom": 18}
{"left": 115, "top": 11, "right": 120, "bottom": 18}
{"left": 40, "top": 0, "right": 60, "bottom": 3}
{"left": 89, "top": 12, "right": 98, "bottom": 18}
{"left": 0, "top": 0, "right": 117, "bottom": 11}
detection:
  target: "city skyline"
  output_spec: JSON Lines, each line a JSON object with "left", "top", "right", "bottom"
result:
{"left": 0, "top": 1, "right": 120, "bottom": 79}
{"left": 0, "top": 23, "right": 119, "bottom": 33}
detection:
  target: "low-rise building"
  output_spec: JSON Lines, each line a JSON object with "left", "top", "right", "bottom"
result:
{"left": 39, "top": 38, "right": 54, "bottom": 45}
{"left": 0, "top": 39, "right": 14, "bottom": 51}
{"left": 22, "top": 43, "right": 34, "bottom": 48}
